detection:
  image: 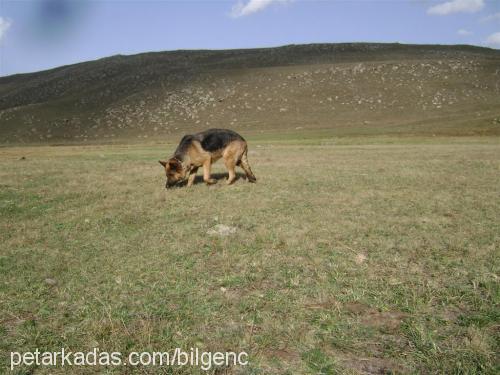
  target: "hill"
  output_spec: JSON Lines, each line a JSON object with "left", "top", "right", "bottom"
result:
{"left": 1, "top": 43, "right": 500, "bottom": 144}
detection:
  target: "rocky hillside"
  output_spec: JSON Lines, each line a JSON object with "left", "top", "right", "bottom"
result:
{"left": 1, "top": 43, "right": 499, "bottom": 143}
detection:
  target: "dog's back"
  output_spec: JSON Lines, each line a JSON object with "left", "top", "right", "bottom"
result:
{"left": 174, "top": 129, "right": 244, "bottom": 158}
{"left": 194, "top": 129, "right": 246, "bottom": 153}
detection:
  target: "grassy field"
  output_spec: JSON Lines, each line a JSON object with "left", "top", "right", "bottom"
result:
{"left": 0, "top": 136, "right": 499, "bottom": 374}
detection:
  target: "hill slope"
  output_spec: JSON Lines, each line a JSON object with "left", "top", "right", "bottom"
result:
{"left": 1, "top": 43, "right": 500, "bottom": 143}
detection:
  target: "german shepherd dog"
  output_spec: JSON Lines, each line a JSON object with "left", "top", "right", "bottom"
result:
{"left": 159, "top": 129, "right": 256, "bottom": 188}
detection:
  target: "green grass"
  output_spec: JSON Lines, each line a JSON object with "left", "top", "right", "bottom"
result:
{"left": 0, "top": 136, "right": 499, "bottom": 374}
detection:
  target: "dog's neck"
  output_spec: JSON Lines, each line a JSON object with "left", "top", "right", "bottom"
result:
{"left": 173, "top": 155, "right": 191, "bottom": 175}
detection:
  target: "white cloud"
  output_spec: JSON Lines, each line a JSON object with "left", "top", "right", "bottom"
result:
{"left": 231, "top": 0, "right": 291, "bottom": 18}
{"left": 0, "top": 17, "right": 12, "bottom": 41}
{"left": 485, "top": 32, "right": 500, "bottom": 47}
{"left": 457, "top": 28, "right": 473, "bottom": 36}
{"left": 480, "top": 12, "right": 500, "bottom": 23}
{"left": 427, "top": 0, "right": 484, "bottom": 15}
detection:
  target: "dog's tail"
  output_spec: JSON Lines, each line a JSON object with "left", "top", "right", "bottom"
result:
{"left": 239, "top": 147, "right": 257, "bottom": 183}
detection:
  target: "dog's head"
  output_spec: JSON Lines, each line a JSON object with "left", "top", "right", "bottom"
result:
{"left": 159, "top": 158, "right": 186, "bottom": 188}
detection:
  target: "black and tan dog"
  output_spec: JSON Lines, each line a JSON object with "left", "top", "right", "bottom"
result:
{"left": 159, "top": 129, "right": 256, "bottom": 188}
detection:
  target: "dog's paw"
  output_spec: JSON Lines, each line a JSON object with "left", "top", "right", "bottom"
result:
{"left": 205, "top": 178, "right": 217, "bottom": 185}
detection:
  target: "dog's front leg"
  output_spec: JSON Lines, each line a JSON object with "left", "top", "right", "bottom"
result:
{"left": 203, "top": 160, "right": 216, "bottom": 185}
{"left": 187, "top": 166, "right": 199, "bottom": 187}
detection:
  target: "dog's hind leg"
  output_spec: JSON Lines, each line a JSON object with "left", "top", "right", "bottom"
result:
{"left": 224, "top": 155, "right": 237, "bottom": 185}
{"left": 239, "top": 148, "right": 257, "bottom": 183}
{"left": 223, "top": 142, "right": 244, "bottom": 185}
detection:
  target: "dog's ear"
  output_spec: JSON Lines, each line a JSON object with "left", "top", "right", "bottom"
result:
{"left": 159, "top": 160, "right": 167, "bottom": 167}
{"left": 168, "top": 158, "right": 182, "bottom": 172}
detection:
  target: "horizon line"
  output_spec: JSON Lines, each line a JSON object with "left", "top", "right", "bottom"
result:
{"left": 1, "top": 41, "right": 497, "bottom": 79}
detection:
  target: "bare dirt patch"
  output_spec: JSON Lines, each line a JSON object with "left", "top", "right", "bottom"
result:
{"left": 345, "top": 302, "right": 408, "bottom": 331}
{"left": 340, "top": 355, "right": 406, "bottom": 374}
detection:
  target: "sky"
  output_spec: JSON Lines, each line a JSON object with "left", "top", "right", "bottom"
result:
{"left": 0, "top": 0, "right": 500, "bottom": 76}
